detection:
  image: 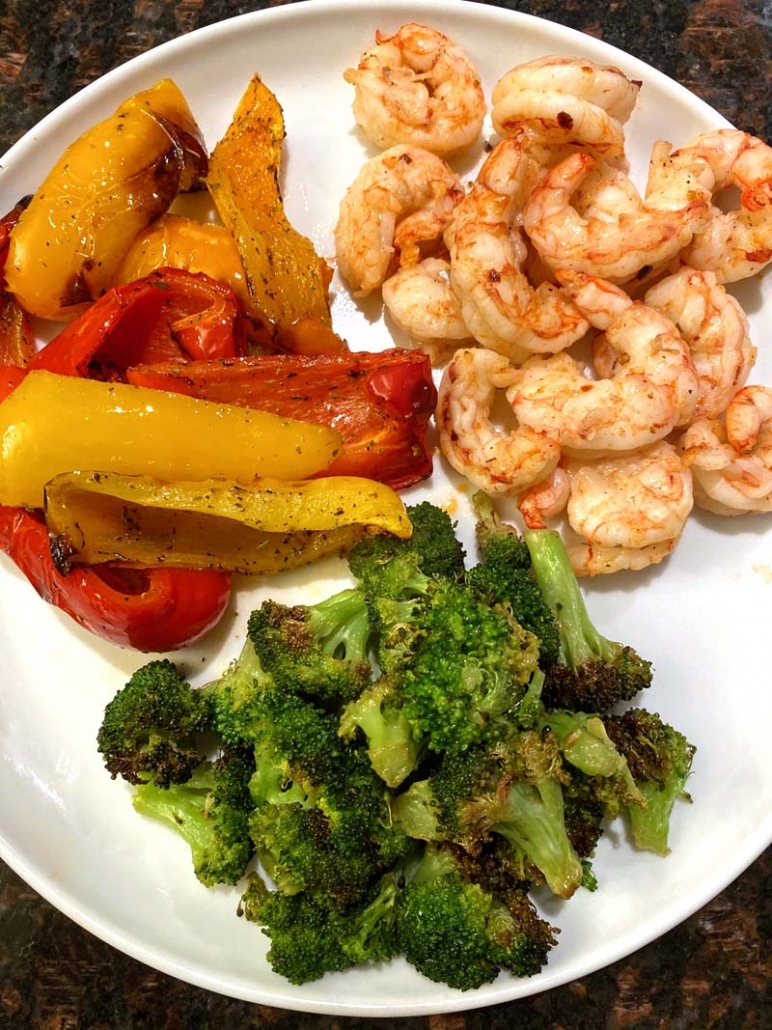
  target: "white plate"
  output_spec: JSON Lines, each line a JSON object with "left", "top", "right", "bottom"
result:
{"left": 1, "top": 0, "right": 770, "bottom": 1017}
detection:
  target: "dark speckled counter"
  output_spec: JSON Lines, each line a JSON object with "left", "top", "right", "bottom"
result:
{"left": 0, "top": 2, "right": 770, "bottom": 1027}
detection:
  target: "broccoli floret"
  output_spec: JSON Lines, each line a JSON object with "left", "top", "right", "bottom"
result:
{"left": 467, "top": 494, "right": 560, "bottom": 666}
{"left": 97, "top": 659, "right": 212, "bottom": 786}
{"left": 239, "top": 870, "right": 398, "bottom": 984}
{"left": 541, "top": 711, "right": 646, "bottom": 811}
{"left": 247, "top": 589, "right": 373, "bottom": 705}
{"left": 395, "top": 842, "right": 556, "bottom": 990}
{"left": 400, "top": 580, "right": 539, "bottom": 755}
{"left": 397, "top": 728, "right": 583, "bottom": 899}
{"left": 248, "top": 691, "right": 409, "bottom": 905}
{"left": 132, "top": 744, "right": 256, "bottom": 886}
{"left": 348, "top": 501, "right": 465, "bottom": 600}
{"left": 605, "top": 709, "right": 696, "bottom": 855}
{"left": 202, "top": 636, "right": 271, "bottom": 745}
{"left": 524, "top": 529, "right": 652, "bottom": 712}
{"left": 339, "top": 676, "right": 424, "bottom": 788}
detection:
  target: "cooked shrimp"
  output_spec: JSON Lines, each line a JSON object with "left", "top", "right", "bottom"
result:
{"left": 518, "top": 466, "right": 571, "bottom": 528}
{"left": 510, "top": 273, "right": 699, "bottom": 449}
{"left": 680, "top": 386, "right": 772, "bottom": 514}
{"left": 445, "top": 138, "right": 589, "bottom": 361}
{"left": 644, "top": 266, "right": 756, "bottom": 420}
{"left": 334, "top": 145, "right": 464, "bottom": 295}
{"left": 436, "top": 347, "right": 561, "bottom": 495}
{"left": 382, "top": 257, "right": 471, "bottom": 364}
{"left": 523, "top": 152, "right": 710, "bottom": 283}
{"left": 672, "top": 129, "right": 772, "bottom": 282}
{"left": 491, "top": 55, "right": 641, "bottom": 167}
{"left": 566, "top": 441, "right": 693, "bottom": 550}
{"left": 567, "top": 535, "right": 679, "bottom": 576}
{"left": 344, "top": 23, "right": 486, "bottom": 156}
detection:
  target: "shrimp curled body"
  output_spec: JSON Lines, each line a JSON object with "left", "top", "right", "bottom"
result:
{"left": 491, "top": 55, "right": 641, "bottom": 168}
{"left": 334, "top": 144, "right": 464, "bottom": 295}
{"left": 673, "top": 129, "right": 772, "bottom": 283}
{"left": 680, "top": 386, "right": 772, "bottom": 515}
{"left": 644, "top": 266, "right": 756, "bottom": 421}
{"left": 344, "top": 23, "right": 486, "bottom": 156}
{"left": 523, "top": 152, "right": 710, "bottom": 283}
{"left": 436, "top": 347, "right": 561, "bottom": 496}
{"left": 445, "top": 138, "right": 589, "bottom": 361}
{"left": 510, "top": 273, "right": 700, "bottom": 450}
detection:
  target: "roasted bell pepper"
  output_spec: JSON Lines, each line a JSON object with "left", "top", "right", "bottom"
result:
{"left": 26, "top": 269, "right": 248, "bottom": 383}
{"left": 206, "top": 74, "right": 332, "bottom": 334}
{"left": 0, "top": 200, "right": 35, "bottom": 368}
{"left": 0, "top": 506, "right": 231, "bottom": 652}
{"left": 0, "top": 370, "right": 342, "bottom": 509}
{"left": 113, "top": 214, "right": 250, "bottom": 310}
{"left": 5, "top": 79, "right": 208, "bottom": 320}
{"left": 126, "top": 349, "right": 438, "bottom": 490}
{"left": 45, "top": 471, "right": 411, "bottom": 575}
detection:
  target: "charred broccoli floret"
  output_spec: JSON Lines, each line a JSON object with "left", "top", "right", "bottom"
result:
{"left": 394, "top": 726, "right": 583, "bottom": 900}
{"left": 395, "top": 842, "right": 557, "bottom": 990}
{"left": 97, "top": 659, "right": 212, "bottom": 786}
{"left": 524, "top": 529, "right": 653, "bottom": 711}
{"left": 239, "top": 870, "right": 399, "bottom": 985}
{"left": 132, "top": 744, "right": 255, "bottom": 886}
{"left": 605, "top": 709, "right": 696, "bottom": 855}
{"left": 247, "top": 589, "right": 373, "bottom": 705}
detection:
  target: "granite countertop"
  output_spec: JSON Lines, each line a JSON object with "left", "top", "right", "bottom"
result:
{"left": 0, "top": 1, "right": 770, "bottom": 1027}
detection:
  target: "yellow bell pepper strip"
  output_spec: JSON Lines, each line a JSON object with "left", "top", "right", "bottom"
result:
{"left": 0, "top": 370, "right": 342, "bottom": 509}
{"left": 126, "top": 349, "right": 438, "bottom": 490}
{"left": 5, "top": 79, "right": 208, "bottom": 321}
{"left": 206, "top": 74, "right": 333, "bottom": 335}
{"left": 44, "top": 471, "right": 412, "bottom": 576}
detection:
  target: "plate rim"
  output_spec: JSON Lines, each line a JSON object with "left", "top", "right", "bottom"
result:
{"left": 0, "top": 0, "right": 766, "bottom": 1017}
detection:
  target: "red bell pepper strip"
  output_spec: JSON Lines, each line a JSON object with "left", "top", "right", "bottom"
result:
{"left": 126, "top": 349, "right": 438, "bottom": 490}
{"left": 27, "top": 267, "right": 248, "bottom": 382}
{"left": 0, "top": 506, "right": 232, "bottom": 652}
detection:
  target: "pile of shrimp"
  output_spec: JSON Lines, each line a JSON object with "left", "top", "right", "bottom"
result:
{"left": 335, "top": 22, "right": 772, "bottom": 575}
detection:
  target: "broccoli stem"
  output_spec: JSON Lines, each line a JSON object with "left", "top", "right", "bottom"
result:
{"left": 489, "top": 779, "right": 583, "bottom": 900}
{"left": 523, "top": 529, "right": 608, "bottom": 668}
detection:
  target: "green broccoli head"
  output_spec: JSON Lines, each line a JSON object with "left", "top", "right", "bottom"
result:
{"left": 395, "top": 843, "right": 556, "bottom": 990}
{"left": 97, "top": 659, "right": 212, "bottom": 787}
{"left": 524, "top": 529, "right": 652, "bottom": 711}
{"left": 240, "top": 871, "right": 398, "bottom": 984}
{"left": 339, "top": 676, "right": 425, "bottom": 788}
{"left": 400, "top": 580, "right": 540, "bottom": 755}
{"left": 348, "top": 501, "right": 465, "bottom": 600}
{"left": 413, "top": 727, "right": 583, "bottom": 900}
{"left": 131, "top": 744, "right": 256, "bottom": 887}
{"left": 468, "top": 493, "right": 560, "bottom": 666}
{"left": 247, "top": 589, "right": 373, "bottom": 705}
{"left": 605, "top": 709, "right": 696, "bottom": 855}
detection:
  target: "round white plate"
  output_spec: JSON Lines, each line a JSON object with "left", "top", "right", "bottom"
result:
{"left": 1, "top": 0, "right": 770, "bottom": 1017}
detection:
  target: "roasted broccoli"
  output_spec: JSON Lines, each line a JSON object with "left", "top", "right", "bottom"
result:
{"left": 247, "top": 589, "right": 373, "bottom": 705}
{"left": 605, "top": 709, "right": 696, "bottom": 855}
{"left": 132, "top": 744, "right": 255, "bottom": 886}
{"left": 97, "top": 499, "right": 696, "bottom": 992}
{"left": 240, "top": 869, "right": 399, "bottom": 984}
{"left": 394, "top": 726, "right": 584, "bottom": 900}
{"left": 97, "top": 659, "right": 212, "bottom": 786}
{"left": 524, "top": 529, "right": 653, "bottom": 711}
{"left": 395, "top": 842, "right": 557, "bottom": 990}
{"left": 467, "top": 493, "right": 560, "bottom": 665}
